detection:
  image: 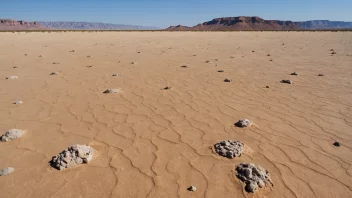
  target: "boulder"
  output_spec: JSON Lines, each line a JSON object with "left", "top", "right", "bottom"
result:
{"left": 235, "top": 163, "right": 273, "bottom": 193}
{"left": 50, "top": 144, "right": 95, "bottom": 170}
{"left": 214, "top": 140, "right": 244, "bottom": 159}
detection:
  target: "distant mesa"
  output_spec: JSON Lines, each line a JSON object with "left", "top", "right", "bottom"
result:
{"left": 166, "top": 16, "right": 352, "bottom": 31}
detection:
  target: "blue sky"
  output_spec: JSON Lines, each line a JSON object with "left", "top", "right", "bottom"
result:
{"left": 0, "top": 0, "right": 351, "bottom": 28}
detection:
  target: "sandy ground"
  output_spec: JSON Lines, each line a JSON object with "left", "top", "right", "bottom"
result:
{"left": 0, "top": 32, "right": 351, "bottom": 198}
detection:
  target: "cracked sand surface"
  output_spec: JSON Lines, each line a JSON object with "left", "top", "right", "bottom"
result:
{"left": 0, "top": 32, "right": 351, "bottom": 197}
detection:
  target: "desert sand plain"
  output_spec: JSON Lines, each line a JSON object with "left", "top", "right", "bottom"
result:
{"left": 0, "top": 31, "right": 351, "bottom": 198}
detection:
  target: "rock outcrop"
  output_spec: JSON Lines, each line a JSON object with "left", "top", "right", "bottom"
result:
{"left": 214, "top": 140, "right": 244, "bottom": 159}
{"left": 50, "top": 144, "right": 95, "bottom": 170}
{"left": 235, "top": 163, "right": 273, "bottom": 193}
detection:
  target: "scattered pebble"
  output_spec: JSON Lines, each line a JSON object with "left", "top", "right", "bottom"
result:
{"left": 86, "top": 65, "right": 93, "bottom": 68}
{"left": 162, "top": 86, "right": 171, "bottom": 90}
{"left": 181, "top": 65, "right": 188, "bottom": 68}
{"left": 290, "top": 72, "right": 298, "bottom": 76}
{"left": 333, "top": 142, "right": 341, "bottom": 147}
{"left": 50, "top": 144, "right": 95, "bottom": 170}
{"left": 87, "top": 55, "right": 91, "bottom": 58}
{"left": 13, "top": 66, "right": 20, "bottom": 69}
{"left": 218, "top": 70, "right": 224, "bottom": 72}
{"left": 50, "top": 72, "right": 59, "bottom": 75}
{"left": 269, "top": 59, "right": 273, "bottom": 61}
{"left": 69, "top": 50, "right": 75, "bottom": 52}
{"left": 265, "top": 86, "right": 270, "bottom": 88}
{"left": 267, "top": 54, "right": 271, "bottom": 56}
{"left": 318, "top": 74, "right": 324, "bottom": 76}
{"left": 38, "top": 55, "right": 43, "bottom": 57}
{"left": 13, "top": 100, "right": 23, "bottom": 105}
{"left": 281, "top": 80, "right": 293, "bottom": 84}
{"left": 214, "top": 140, "right": 244, "bottom": 159}
{"left": 0, "top": 167, "right": 14, "bottom": 176}
{"left": 131, "top": 62, "right": 136, "bottom": 64}
{"left": 103, "top": 89, "right": 121, "bottom": 94}
{"left": 1, "top": 129, "right": 25, "bottom": 142}
{"left": 252, "top": 51, "right": 255, "bottom": 52}
{"left": 137, "top": 52, "right": 140, "bottom": 53}
{"left": 24, "top": 54, "right": 28, "bottom": 56}
{"left": 224, "top": 78, "right": 232, "bottom": 82}
{"left": 235, "top": 163, "right": 273, "bottom": 193}
{"left": 331, "top": 51, "right": 336, "bottom": 55}
{"left": 235, "top": 119, "right": 252, "bottom": 128}
{"left": 205, "top": 61, "right": 210, "bottom": 63}
{"left": 112, "top": 74, "right": 119, "bottom": 77}
{"left": 53, "top": 62, "right": 60, "bottom": 65}
{"left": 6, "top": 76, "right": 19, "bottom": 80}
{"left": 187, "top": 186, "right": 196, "bottom": 192}
{"left": 230, "top": 56, "right": 234, "bottom": 58}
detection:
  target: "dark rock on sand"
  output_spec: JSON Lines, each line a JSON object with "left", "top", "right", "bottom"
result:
{"left": 280, "top": 80, "right": 293, "bottom": 84}
{"left": 235, "top": 119, "right": 252, "bottom": 127}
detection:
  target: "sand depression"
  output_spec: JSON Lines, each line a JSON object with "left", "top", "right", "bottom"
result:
{"left": 0, "top": 32, "right": 351, "bottom": 197}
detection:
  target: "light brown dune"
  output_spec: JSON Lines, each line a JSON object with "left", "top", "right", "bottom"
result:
{"left": 0, "top": 32, "right": 351, "bottom": 198}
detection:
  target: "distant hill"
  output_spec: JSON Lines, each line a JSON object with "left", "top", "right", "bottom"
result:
{"left": 0, "top": 19, "right": 47, "bottom": 30}
{"left": 39, "top": 21, "right": 158, "bottom": 30}
{"left": 0, "top": 19, "right": 158, "bottom": 30}
{"left": 166, "top": 16, "right": 352, "bottom": 31}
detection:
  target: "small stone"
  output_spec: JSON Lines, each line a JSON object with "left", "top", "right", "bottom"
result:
{"left": 0, "top": 167, "right": 15, "bottom": 176}
{"left": 24, "top": 54, "right": 28, "bottom": 56}
{"left": 205, "top": 61, "right": 210, "bottom": 63}
{"left": 230, "top": 56, "right": 234, "bottom": 58}
{"left": 265, "top": 86, "right": 269, "bottom": 88}
{"left": 244, "top": 168, "right": 252, "bottom": 178}
{"left": 103, "top": 89, "right": 121, "bottom": 94}
{"left": 6, "top": 76, "right": 18, "bottom": 80}
{"left": 318, "top": 74, "right": 324, "bottom": 76}
{"left": 69, "top": 50, "right": 75, "bottom": 52}
{"left": 333, "top": 142, "right": 340, "bottom": 147}
{"left": 163, "top": 86, "right": 171, "bottom": 90}
{"left": 218, "top": 70, "right": 224, "bottom": 72}
{"left": 224, "top": 78, "right": 232, "bottom": 82}
{"left": 53, "top": 62, "right": 60, "bottom": 65}
{"left": 1, "top": 129, "right": 25, "bottom": 142}
{"left": 252, "top": 50, "right": 255, "bottom": 52}
{"left": 270, "top": 59, "right": 273, "bottom": 61}
{"left": 181, "top": 65, "right": 188, "bottom": 68}
{"left": 280, "top": 80, "right": 293, "bottom": 84}
{"left": 13, "top": 66, "right": 20, "bottom": 68}
{"left": 290, "top": 72, "right": 298, "bottom": 76}
{"left": 112, "top": 74, "right": 119, "bottom": 77}
{"left": 13, "top": 100, "right": 23, "bottom": 105}
{"left": 245, "top": 182, "right": 258, "bottom": 193}
{"left": 131, "top": 62, "right": 136, "bottom": 64}
{"left": 258, "top": 180, "right": 265, "bottom": 188}
{"left": 87, "top": 65, "right": 93, "bottom": 68}
{"left": 267, "top": 54, "right": 271, "bottom": 56}
{"left": 331, "top": 51, "right": 336, "bottom": 55}
{"left": 87, "top": 55, "right": 91, "bottom": 58}
{"left": 50, "top": 72, "right": 59, "bottom": 75}
{"left": 235, "top": 119, "right": 252, "bottom": 128}
{"left": 38, "top": 55, "right": 43, "bottom": 57}
{"left": 187, "top": 186, "right": 196, "bottom": 192}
